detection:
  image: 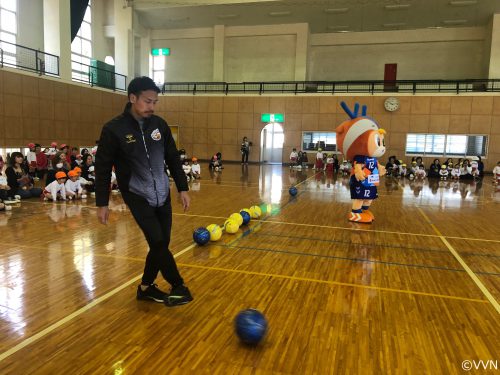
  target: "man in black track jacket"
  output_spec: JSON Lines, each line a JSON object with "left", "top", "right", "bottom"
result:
{"left": 95, "top": 76, "right": 193, "bottom": 307}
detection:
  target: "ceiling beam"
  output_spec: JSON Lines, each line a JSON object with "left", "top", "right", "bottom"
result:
{"left": 131, "top": 0, "right": 284, "bottom": 10}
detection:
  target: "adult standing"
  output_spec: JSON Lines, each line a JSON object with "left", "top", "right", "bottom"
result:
{"left": 95, "top": 76, "right": 193, "bottom": 307}
{"left": 240, "top": 136, "right": 251, "bottom": 164}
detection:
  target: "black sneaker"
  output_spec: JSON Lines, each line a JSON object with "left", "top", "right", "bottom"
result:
{"left": 136, "top": 284, "right": 168, "bottom": 303}
{"left": 164, "top": 285, "right": 193, "bottom": 307}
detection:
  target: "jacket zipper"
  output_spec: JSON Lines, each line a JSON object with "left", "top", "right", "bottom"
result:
{"left": 139, "top": 125, "right": 160, "bottom": 207}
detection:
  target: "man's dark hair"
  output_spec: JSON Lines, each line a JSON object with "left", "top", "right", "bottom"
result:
{"left": 127, "top": 76, "right": 160, "bottom": 100}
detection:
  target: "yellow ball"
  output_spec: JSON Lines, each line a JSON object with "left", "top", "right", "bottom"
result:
{"left": 206, "top": 224, "right": 222, "bottom": 241}
{"left": 250, "top": 205, "right": 262, "bottom": 219}
{"left": 229, "top": 213, "right": 243, "bottom": 226}
{"left": 224, "top": 219, "right": 239, "bottom": 234}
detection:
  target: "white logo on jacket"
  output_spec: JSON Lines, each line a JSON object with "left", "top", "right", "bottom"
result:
{"left": 151, "top": 128, "right": 161, "bottom": 141}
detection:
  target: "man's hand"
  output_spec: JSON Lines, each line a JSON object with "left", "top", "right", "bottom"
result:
{"left": 179, "top": 191, "right": 190, "bottom": 212}
{"left": 97, "top": 206, "right": 110, "bottom": 225}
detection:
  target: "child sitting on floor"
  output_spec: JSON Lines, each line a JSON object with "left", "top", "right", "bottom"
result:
{"left": 43, "top": 171, "right": 67, "bottom": 202}
{"left": 65, "top": 170, "right": 86, "bottom": 199}
{"left": 191, "top": 157, "right": 201, "bottom": 179}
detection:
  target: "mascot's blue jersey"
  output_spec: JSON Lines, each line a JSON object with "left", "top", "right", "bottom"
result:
{"left": 351, "top": 156, "right": 380, "bottom": 187}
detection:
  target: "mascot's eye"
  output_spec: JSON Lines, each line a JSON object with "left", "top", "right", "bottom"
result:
{"left": 382, "top": 138, "right": 385, "bottom": 147}
{"left": 375, "top": 134, "right": 380, "bottom": 147}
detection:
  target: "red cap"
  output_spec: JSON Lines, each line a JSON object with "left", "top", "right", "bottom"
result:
{"left": 28, "top": 143, "right": 35, "bottom": 148}
{"left": 55, "top": 171, "right": 67, "bottom": 179}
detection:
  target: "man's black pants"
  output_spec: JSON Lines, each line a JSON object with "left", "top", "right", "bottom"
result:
{"left": 122, "top": 191, "right": 183, "bottom": 287}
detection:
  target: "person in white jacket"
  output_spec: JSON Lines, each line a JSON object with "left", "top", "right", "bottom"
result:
{"left": 191, "top": 157, "right": 201, "bottom": 179}
{"left": 182, "top": 159, "right": 193, "bottom": 181}
{"left": 43, "top": 171, "right": 67, "bottom": 202}
{"left": 65, "top": 170, "right": 86, "bottom": 199}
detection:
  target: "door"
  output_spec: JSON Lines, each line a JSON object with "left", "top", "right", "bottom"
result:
{"left": 384, "top": 63, "right": 397, "bottom": 92}
{"left": 260, "top": 122, "right": 284, "bottom": 164}
{"left": 170, "top": 125, "right": 179, "bottom": 148}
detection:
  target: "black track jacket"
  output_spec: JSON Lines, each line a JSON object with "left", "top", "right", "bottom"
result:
{"left": 95, "top": 103, "right": 188, "bottom": 207}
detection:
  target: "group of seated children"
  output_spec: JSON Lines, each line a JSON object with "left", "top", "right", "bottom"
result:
{"left": 183, "top": 157, "right": 201, "bottom": 181}
{"left": 43, "top": 167, "right": 88, "bottom": 202}
{"left": 171, "top": 149, "right": 202, "bottom": 181}
{"left": 383, "top": 156, "right": 488, "bottom": 181}
{"left": 289, "top": 149, "right": 310, "bottom": 170}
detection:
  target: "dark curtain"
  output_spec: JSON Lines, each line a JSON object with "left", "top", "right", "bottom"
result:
{"left": 71, "top": 0, "right": 90, "bottom": 42}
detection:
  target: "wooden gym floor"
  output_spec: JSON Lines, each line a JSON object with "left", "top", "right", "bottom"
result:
{"left": 0, "top": 164, "right": 498, "bottom": 374}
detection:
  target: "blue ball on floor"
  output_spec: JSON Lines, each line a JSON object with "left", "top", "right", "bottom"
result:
{"left": 239, "top": 210, "right": 251, "bottom": 225}
{"left": 234, "top": 309, "right": 268, "bottom": 345}
{"left": 289, "top": 186, "right": 298, "bottom": 196}
{"left": 193, "top": 227, "right": 211, "bottom": 245}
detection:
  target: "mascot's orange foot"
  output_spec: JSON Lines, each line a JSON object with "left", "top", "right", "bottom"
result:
{"left": 363, "top": 210, "right": 375, "bottom": 221}
{"left": 348, "top": 212, "right": 373, "bottom": 223}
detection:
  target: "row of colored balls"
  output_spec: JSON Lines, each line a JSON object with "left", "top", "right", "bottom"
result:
{"left": 193, "top": 205, "right": 263, "bottom": 245}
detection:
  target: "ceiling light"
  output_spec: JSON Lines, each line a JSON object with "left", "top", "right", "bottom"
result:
{"left": 269, "top": 11, "right": 291, "bottom": 17}
{"left": 324, "top": 8, "right": 349, "bottom": 14}
{"left": 442, "top": 19, "right": 468, "bottom": 25}
{"left": 385, "top": 4, "right": 411, "bottom": 10}
{"left": 327, "top": 25, "right": 349, "bottom": 30}
{"left": 383, "top": 22, "right": 406, "bottom": 27}
{"left": 217, "top": 14, "right": 238, "bottom": 19}
{"left": 165, "top": 17, "right": 190, "bottom": 23}
{"left": 449, "top": 0, "right": 477, "bottom": 6}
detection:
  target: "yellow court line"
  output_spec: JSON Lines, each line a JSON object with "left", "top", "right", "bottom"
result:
{"left": 13, "top": 201, "right": 500, "bottom": 244}
{"left": 0, "top": 243, "right": 196, "bottom": 364}
{"left": 177, "top": 263, "right": 488, "bottom": 304}
{"left": 175, "top": 213, "right": 500, "bottom": 244}
{"left": 417, "top": 207, "right": 500, "bottom": 314}
{"left": 1, "top": 239, "right": 488, "bottom": 305}
{"left": 263, "top": 219, "right": 500, "bottom": 244}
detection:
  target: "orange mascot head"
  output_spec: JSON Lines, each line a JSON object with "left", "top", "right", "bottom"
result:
{"left": 335, "top": 102, "right": 386, "bottom": 161}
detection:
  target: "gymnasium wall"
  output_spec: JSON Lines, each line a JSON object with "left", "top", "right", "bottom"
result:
{"left": 224, "top": 34, "right": 297, "bottom": 82}
{"left": 0, "top": 69, "right": 127, "bottom": 149}
{"left": 308, "top": 27, "right": 487, "bottom": 81}
{"left": 158, "top": 94, "right": 500, "bottom": 171}
{"left": 0, "top": 69, "right": 499, "bottom": 170}
{"left": 151, "top": 37, "right": 215, "bottom": 82}
{"left": 150, "top": 25, "right": 489, "bottom": 82}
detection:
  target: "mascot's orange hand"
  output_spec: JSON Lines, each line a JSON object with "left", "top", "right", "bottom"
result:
{"left": 379, "top": 165, "right": 386, "bottom": 176}
{"left": 354, "top": 164, "right": 366, "bottom": 181}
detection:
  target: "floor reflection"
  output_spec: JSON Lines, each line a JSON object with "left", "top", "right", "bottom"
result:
{"left": 0, "top": 254, "right": 26, "bottom": 336}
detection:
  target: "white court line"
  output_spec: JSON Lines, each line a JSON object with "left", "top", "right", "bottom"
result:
{"left": 417, "top": 208, "right": 500, "bottom": 315}
{"left": 0, "top": 243, "right": 196, "bottom": 364}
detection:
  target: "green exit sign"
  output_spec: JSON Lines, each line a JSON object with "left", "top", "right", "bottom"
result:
{"left": 261, "top": 113, "right": 284, "bottom": 122}
{"left": 152, "top": 48, "right": 170, "bottom": 56}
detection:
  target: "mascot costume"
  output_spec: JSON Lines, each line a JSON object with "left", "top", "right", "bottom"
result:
{"left": 336, "top": 102, "right": 386, "bottom": 223}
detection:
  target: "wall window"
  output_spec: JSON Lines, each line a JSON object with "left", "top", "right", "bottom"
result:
{"left": 0, "top": 0, "right": 17, "bottom": 66}
{"left": 302, "top": 132, "right": 337, "bottom": 151}
{"left": 71, "top": 1, "right": 92, "bottom": 82}
{"left": 406, "top": 134, "right": 488, "bottom": 157}
{"left": 152, "top": 55, "right": 165, "bottom": 85}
